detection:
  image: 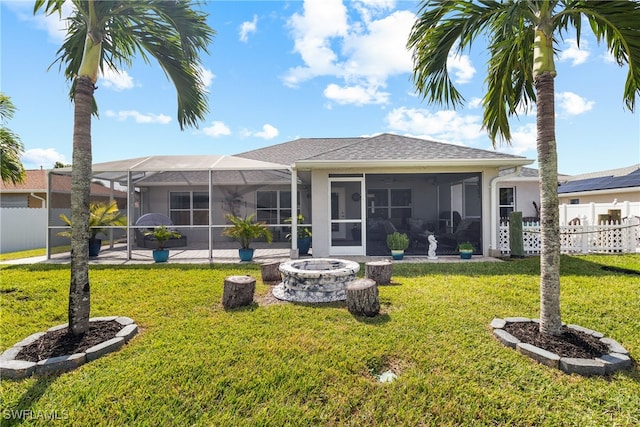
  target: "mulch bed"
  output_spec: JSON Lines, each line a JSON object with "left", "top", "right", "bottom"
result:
{"left": 505, "top": 322, "right": 609, "bottom": 358}
{"left": 16, "top": 321, "right": 124, "bottom": 363}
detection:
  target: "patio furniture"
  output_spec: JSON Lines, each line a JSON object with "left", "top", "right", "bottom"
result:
{"left": 134, "top": 213, "right": 187, "bottom": 249}
{"left": 438, "top": 218, "right": 481, "bottom": 250}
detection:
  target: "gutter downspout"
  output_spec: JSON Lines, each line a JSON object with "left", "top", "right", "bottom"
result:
{"left": 489, "top": 166, "right": 522, "bottom": 256}
{"left": 30, "top": 193, "right": 46, "bottom": 208}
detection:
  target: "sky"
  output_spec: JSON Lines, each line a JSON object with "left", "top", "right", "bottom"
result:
{"left": 2, "top": 0, "right": 639, "bottom": 176}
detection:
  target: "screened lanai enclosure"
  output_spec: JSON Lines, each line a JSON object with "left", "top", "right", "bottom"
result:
{"left": 47, "top": 155, "right": 484, "bottom": 260}
{"left": 329, "top": 173, "right": 482, "bottom": 256}
{"left": 46, "top": 155, "right": 298, "bottom": 260}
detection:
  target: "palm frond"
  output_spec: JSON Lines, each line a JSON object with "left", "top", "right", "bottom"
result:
{"left": 40, "top": 0, "right": 214, "bottom": 129}
{"left": 557, "top": 0, "right": 640, "bottom": 112}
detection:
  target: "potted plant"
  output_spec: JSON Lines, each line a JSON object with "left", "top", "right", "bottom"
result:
{"left": 458, "top": 241, "right": 474, "bottom": 259}
{"left": 285, "top": 214, "right": 312, "bottom": 256}
{"left": 386, "top": 231, "right": 409, "bottom": 260}
{"left": 222, "top": 213, "right": 273, "bottom": 261}
{"left": 58, "top": 200, "right": 127, "bottom": 257}
{"left": 145, "top": 225, "right": 182, "bottom": 262}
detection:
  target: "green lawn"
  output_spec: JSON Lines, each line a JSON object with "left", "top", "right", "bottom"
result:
{"left": 1, "top": 255, "right": 639, "bottom": 426}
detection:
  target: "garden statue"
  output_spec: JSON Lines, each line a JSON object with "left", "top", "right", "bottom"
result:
{"left": 428, "top": 234, "right": 438, "bottom": 260}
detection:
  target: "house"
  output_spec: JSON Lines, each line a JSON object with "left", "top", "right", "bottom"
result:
{"left": 557, "top": 163, "right": 640, "bottom": 205}
{"left": 1, "top": 169, "right": 129, "bottom": 253}
{"left": 0, "top": 168, "right": 127, "bottom": 208}
{"left": 48, "top": 134, "right": 534, "bottom": 258}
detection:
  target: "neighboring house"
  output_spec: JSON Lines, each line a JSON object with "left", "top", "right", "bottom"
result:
{"left": 557, "top": 163, "right": 640, "bottom": 205}
{"left": 0, "top": 168, "right": 128, "bottom": 208}
{"left": 49, "top": 134, "right": 534, "bottom": 258}
{"left": 1, "top": 169, "right": 129, "bottom": 253}
{"left": 493, "top": 167, "right": 541, "bottom": 222}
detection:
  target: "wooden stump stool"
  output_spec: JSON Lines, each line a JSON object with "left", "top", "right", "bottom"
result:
{"left": 365, "top": 260, "right": 393, "bottom": 285}
{"left": 260, "top": 261, "right": 281, "bottom": 284}
{"left": 346, "top": 278, "right": 380, "bottom": 317}
{"left": 222, "top": 275, "right": 256, "bottom": 309}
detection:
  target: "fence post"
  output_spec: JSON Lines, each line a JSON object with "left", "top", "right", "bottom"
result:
{"left": 581, "top": 216, "right": 589, "bottom": 254}
{"left": 509, "top": 211, "right": 524, "bottom": 258}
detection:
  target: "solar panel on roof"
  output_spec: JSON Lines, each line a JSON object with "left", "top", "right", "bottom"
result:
{"left": 558, "top": 171, "right": 640, "bottom": 193}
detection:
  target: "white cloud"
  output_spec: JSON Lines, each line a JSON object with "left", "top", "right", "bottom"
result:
{"left": 198, "top": 66, "right": 215, "bottom": 88}
{"left": 239, "top": 15, "right": 258, "bottom": 42}
{"left": 341, "top": 10, "right": 415, "bottom": 80}
{"left": 556, "top": 91, "right": 594, "bottom": 115}
{"left": 324, "top": 83, "right": 389, "bottom": 105}
{"left": 7, "top": 1, "right": 74, "bottom": 43}
{"left": 105, "top": 110, "right": 172, "bottom": 124}
{"left": 447, "top": 53, "right": 476, "bottom": 84}
{"left": 202, "top": 121, "right": 231, "bottom": 137}
{"left": 251, "top": 124, "right": 279, "bottom": 140}
{"left": 284, "top": 0, "right": 348, "bottom": 87}
{"left": 558, "top": 38, "right": 590, "bottom": 66}
{"left": 497, "top": 123, "right": 537, "bottom": 155}
{"left": 468, "top": 97, "right": 483, "bottom": 109}
{"left": 22, "top": 148, "right": 67, "bottom": 169}
{"left": 385, "top": 107, "right": 485, "bottom": 144}
{"left": 100, "top": 68, "right": 135, "bottom": 91}
{"left": 283, "top": 0, "right": 415, "bottom": 105}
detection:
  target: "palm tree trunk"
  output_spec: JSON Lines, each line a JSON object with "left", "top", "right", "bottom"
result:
{"left": 535, "top": 71, "right": 562, "bottom": 336}
{"left": 68, "top": 76, "right": 94, "bottom": 336}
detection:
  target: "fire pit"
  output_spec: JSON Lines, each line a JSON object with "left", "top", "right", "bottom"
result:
{"left": 272, "top": 258, "right": 360, "bottom": 303}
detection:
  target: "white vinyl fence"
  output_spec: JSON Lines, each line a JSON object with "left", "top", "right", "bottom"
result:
{"left": 500, "top": 217, "right": 640, "bottom": 255}
{"left": 0, "top": 208, "right": 47, "bottom": 253}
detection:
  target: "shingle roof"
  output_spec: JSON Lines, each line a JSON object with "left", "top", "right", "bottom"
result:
{"left": 0, "top": 169, "right": 127, "bottom": 197}
{"left": 236, "top": 133, "right": 528, "bottom": 165}
{"left": 0, "top": 169, "right": 47, "bottom": 191}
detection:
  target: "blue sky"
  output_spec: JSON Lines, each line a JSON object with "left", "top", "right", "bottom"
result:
{"left": 2, "top": 0, "right": 639, "bottom": 176}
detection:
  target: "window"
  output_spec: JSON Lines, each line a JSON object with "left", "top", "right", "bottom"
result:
{"left": 170, "top": 191, "right": 209, "bottom": 225}
{"left": 367, "top": 188, "right": 411, "bottom": 220}
{"left": 499, "top": 187, "right": 515, "bottom": 219}
{"left": 570, "top": 198, "right": 580, "bottom": 205}
{"left": 256, "top": 191, "right": 292, "bottom": 224}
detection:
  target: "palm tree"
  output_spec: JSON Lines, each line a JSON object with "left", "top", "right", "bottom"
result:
{"left": 34, "top": 0, "right": 214, "bottom": 336}
{"left": 408, "top": 0, "right": 640, "bottom": 336}
{"left": 0, "top": 93, "right": 26, "bottom": 184}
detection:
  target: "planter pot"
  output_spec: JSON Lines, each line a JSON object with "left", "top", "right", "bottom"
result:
{"left": 153, "top": 249, "right": 170, "bottom": 263}
{"left": 298, "top": 237, "right": 311, "bottom": 255}
{"left": 88, "top": 238, "right": 102, "bottom": 257}
{"left": 391, "top": 250, "right": 405, "bottom": 260}
{"left": 239, "top": 248, "right": 255, "bottom": 261}
{"left": 459, "top": 250, "right": 473, "bottom": 259}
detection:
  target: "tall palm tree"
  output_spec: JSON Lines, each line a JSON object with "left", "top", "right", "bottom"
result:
{"left": 408, "top": 0, "right": 640, "bottom": 336}
{"left": 0, "top": 93, "right": 26, "bottom": 185}
{"left": 34, "top": 0, "right": 214, "bottom": 336}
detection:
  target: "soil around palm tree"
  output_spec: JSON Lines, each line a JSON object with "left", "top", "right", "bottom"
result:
{"left": 16, "top": 321, "right": 124, "bottom": 362}
{"left": 504, "top": 322, "right": 609, "bottom": 358}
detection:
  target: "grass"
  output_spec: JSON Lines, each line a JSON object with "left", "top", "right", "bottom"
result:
{"left": 0, "top": 246, "right": 70, "bottom": 261}
{"left": 1, "top": 255, "right": 639, "bottom": 426}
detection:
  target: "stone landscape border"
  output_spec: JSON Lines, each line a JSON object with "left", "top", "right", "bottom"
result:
{"left": 0, "top": 316, "right": 138, "bottom": 380}
{"left": 491, "top": 317, "right": 633, "bottom": 376}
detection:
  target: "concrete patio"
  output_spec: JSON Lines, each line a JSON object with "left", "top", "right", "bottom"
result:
{"left": 2, "top": 243, "right": 502, "bottom": 265}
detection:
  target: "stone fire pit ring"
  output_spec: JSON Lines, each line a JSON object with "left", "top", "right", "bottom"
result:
{"left": 273, "top": 258, "right": 360, "bottom": 303}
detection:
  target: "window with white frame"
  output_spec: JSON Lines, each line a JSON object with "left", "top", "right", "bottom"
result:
{"left": 256, "top": 191, "right": 292, "bottom": 224}
{"left": 499, "top": 187, "right": 515, "bottom": 219}
{"left": 169, "top": 191, "right": 209, "bottom": 225}
{"left": 367, "top": 188, "right": 412, "bottom": 220}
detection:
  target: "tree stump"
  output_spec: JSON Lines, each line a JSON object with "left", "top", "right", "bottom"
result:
{"left": 260, "top": 261, "right": 281, "bottom": 284}
{"left": 222, "top": 275, "right": 256, "bottom": 309}
{"left": 346, "top": 278, "right": 380, "bottom": 317}
{"left": 365, "top": 260, "right": 392, "bottom": 285}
